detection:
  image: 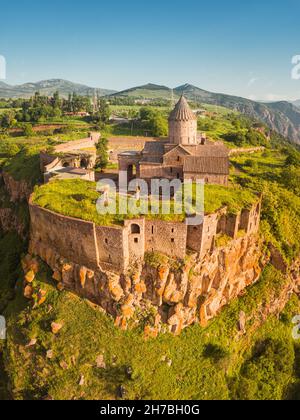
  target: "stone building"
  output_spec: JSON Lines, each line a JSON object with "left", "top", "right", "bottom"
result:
{"left": 119, "top": 96, "right": 229, "bottom": 185}
{"left": 40, "top": 133, "right": 100, "bottom": 183}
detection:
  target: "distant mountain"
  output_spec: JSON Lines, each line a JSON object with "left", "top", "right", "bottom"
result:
{"left": 111, "top": 83, "right": 175, "bottom": 100}
{"left": 174, "top": 84, "right": 300, "bottom": 144}
{"left": 1, "top": 78, "right": 300, "bottom": 144}
{"left": 0, "top": 79, "right": 116, "bottom": 99}
{"left": 111, "top": 82, "right": 300, "bottom": 144}
{"left": 293, "top": 100, "right": 300, "bottom": 108}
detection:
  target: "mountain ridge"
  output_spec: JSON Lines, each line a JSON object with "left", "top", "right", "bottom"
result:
{"left": 0, "top": 79, "right": 116, "bottom": 99}
{"left": 1, "top": 79, "right": 300, "bottom": 144}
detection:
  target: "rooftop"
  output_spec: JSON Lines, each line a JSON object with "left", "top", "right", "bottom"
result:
{"left": 168, "top": 96, "right": 197, "bottom": 122}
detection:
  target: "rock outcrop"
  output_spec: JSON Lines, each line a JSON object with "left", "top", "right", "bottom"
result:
{"left": 27, "top": 233, "right": 264, "bottom": 335}
{"left": 2, "top": 171, "right": 32, "bottom": 203}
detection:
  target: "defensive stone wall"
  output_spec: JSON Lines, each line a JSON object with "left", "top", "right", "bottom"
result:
{"left": 29, "top": 195, "right": 262, "bottom": 276}
{"left": 109, "top": 137, "right": 159, "bottom": 161}
{"left": 53, "top": 132, "right": 100, "bottom": 153}
{"left": 187, "top": 198, "right": 262, "bottom": 259}
{"left": 145, "top": 220, "right": 187, "bottom": 259}
{"left": 29, "top": 198, "right": 99, "bottom": 270}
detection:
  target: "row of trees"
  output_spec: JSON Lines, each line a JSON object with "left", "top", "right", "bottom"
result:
{"left": 0, "top": 91, "right": 111, "bottom": 128}
{"left": 221, "top": 129, "right": 269, "bottom": 147}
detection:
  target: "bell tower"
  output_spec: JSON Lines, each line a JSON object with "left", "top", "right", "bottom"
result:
{"left": 168, "top": 96, "right": 198, "bottom": 146}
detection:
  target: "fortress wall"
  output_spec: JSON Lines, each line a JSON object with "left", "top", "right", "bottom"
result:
{"left": 108, "top": 137, "right": 159, "bottom": 160}
{"left": 187, "top": 224, "right": 204, "bottom": 253}
{"left": 29, "top": 201, "right": 99, "bottom": 270}
{"left": 240, "top": 200, "right": 261, "bottom": 235}
{"left": 95, "top": 225, "right": 127, "bottom": 271}
{"left": 224, "top": 213, "right": 241, "bottom": 239}
{"left": 54, "top": 134, "right": 99, "bottom": 154}
{"left": 199, "top": 213, "right": 219, "bottom": 258}
{"left": 145, "top": 220, "right": 187, "bottom": 259}
{"left": 40, "top": 152, "right": 57, "bottom": 172}
{"left": 124, "top": 219, "right": 146, "bottom": 262}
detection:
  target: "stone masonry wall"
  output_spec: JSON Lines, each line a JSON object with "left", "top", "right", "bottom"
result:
{"left": 53, "top": 133, "right": 100, "bottom": 153}
{"left": 184, "top": 172, "right": 228, "bottom": 186}
{"left": 145, "top": 220, "right": 187, "bottom": 260}
{"left": 169, "top": 119, "right": 198, "bottom": 145}
{"left": 29, "top": 200, "right": 99, "bottom": 270}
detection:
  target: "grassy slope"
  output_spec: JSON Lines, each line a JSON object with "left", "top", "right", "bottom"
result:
{"left": 2, "top": 263, "right": 300, "bottom": 400}
{"left": 0, "top": 105, "right": 300, "bottom": 400}
{"left": 0, "top": 127, "right": 90, "bottom": 183}
{"left": 230, "top": 151, "right": 300, "bottom": 263}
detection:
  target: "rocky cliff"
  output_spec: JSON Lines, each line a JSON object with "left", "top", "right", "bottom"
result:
{"left": 1, "top": 171, "right": 32, "bottom": 203}
{"left": 0, "top": 171, "right": 31, "bottom": 237}
{"left": 25, "top": 232, "right": 264, "bottom": 335}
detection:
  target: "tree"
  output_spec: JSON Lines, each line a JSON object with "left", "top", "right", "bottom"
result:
{"left": 96, "top": 137, "right": 109, "bottom": 171}
{"left": 222, "top": 131, "right": 247, "bottom": 147}
{"left": 0, "top": 110, "right": 16, "bottom": 130}
{"left": 149, "top": 114, "right": 168, "bottom": 137}
{"left": 139, "top": 107, "right": 168, "bottom": 137}
{"left": 285, "top": 149, "right": 300, "bottom": 167}
{"left": 281, "top": 165, "right": 300, "bottom": 196}
{"left": 22, "top": 123, "right": 35, "bottom": 138}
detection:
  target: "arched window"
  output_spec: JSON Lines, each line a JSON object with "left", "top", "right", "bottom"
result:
{"left": 131, "top": 224, "right": 140, "bottom": 234}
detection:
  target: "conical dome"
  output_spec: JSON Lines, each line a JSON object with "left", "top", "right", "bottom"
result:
{"left": 169, "top": 96, "right": 197, "bottom": 122}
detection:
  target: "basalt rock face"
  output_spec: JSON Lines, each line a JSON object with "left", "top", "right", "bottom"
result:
{"left": 28, "top": 233, "right": 263, "bottom": 335}
{"left": 2, "top": 171, "right": 33, "bottom": 203}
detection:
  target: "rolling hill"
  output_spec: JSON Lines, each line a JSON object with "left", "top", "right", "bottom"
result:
{"left": 1, "top": 79, "right": 300, "bottom": 144}
{"left": 174, "top": 84, "right": 300, "bottom": 145}
{"left": 111, "top": 83, "right": 174, "bottom": 99}
{"left": 0, "top": 79, "right": 116, "bottom": 99}
{"left": 111, "top": 82, "right": 300, "bottom": 144}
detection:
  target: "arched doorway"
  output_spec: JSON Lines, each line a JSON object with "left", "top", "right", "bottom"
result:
{"left": 80, "top": 158, "right": 88, "bottom": 169}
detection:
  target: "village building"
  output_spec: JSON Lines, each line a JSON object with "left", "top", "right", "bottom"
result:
{"left": 118, "top": 96, "right": 230, "bottom": 185}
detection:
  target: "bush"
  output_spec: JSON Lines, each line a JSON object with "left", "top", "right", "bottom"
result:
{"left": 231, "top": 339, "right": 295, "bottom": 400}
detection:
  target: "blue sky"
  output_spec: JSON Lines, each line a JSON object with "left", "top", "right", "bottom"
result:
{"left": 1, "top": 0, "right": 300, "bottom": 100}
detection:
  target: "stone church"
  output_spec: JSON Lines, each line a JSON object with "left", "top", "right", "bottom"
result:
{"left": 119, "top": 96, "right": 229, "bottom": 185}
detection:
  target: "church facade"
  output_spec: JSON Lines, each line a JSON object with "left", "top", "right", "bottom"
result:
{"left": 118, "top": 96, "right": 230, "bottom": 186}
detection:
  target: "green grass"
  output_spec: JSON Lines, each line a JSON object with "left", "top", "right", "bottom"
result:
{"left": 204, "top": 184, "right": 256, "bottom": 214}
{"left": 2, "top": 262, "right": 299, "bottom": 400}
{"left": 230, "top": 151, "right": 300, "bottom": 262}
{"left": 32, "top": 179, "right": 258, "bottom": 227}
{"left": 0, "top": 126, "right": 91, "bottom": 183}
